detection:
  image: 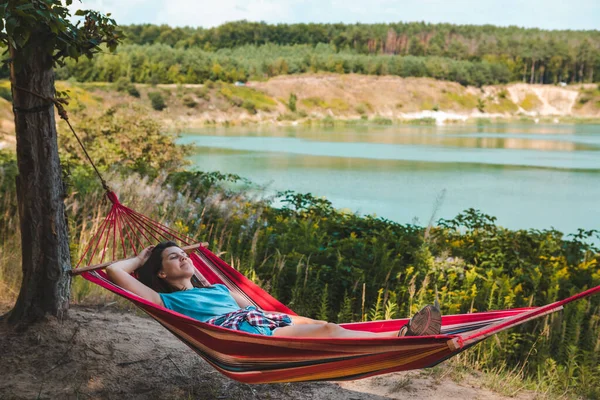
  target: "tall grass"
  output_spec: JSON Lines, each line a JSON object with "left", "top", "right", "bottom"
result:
{"left": 0, "top": 192, "right": 20, "bottom": 303}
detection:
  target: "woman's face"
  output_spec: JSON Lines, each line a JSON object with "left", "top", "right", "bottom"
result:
{"left": 157, "top": 246, "right": 194, "bottom": 281}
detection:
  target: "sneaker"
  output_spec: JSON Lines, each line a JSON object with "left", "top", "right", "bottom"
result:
{"left": 398, "top": 303, "right": 442, "bottom": 337}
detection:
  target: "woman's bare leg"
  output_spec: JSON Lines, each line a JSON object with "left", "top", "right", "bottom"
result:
{"left": 272, "top": 323, "right": 396, "bottom": 338}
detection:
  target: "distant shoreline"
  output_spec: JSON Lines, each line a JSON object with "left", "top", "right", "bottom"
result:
{"left": 1, "top": 74, "right": 599, "bottom": 138}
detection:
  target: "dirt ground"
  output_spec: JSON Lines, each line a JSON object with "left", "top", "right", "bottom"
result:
{"left": 0, "top": 304, "right": 537, "bottom": 400}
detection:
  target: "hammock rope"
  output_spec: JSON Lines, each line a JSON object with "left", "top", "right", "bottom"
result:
{"left": 71, "top": 191, "right": 600, "bottom": 384}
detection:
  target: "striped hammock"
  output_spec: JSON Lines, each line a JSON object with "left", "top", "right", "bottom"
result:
{"left": 74, "top": 192, "right": 600, "bottom": 384}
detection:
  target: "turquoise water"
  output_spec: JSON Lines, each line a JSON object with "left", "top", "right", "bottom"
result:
{"left": 177, "top": 123, "right": 600, "bottom": 236}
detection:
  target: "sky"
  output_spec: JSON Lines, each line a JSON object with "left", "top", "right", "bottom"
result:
{"left": 73, "top": 0, "right": 599, "bottom": 30}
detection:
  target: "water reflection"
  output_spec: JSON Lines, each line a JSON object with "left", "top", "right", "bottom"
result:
{"left": 178, "top": 123, "right": 600, "bottom": 234}
{"left": 183, "top": 124, "right": 600, "bottom": 152}
{"left": 180, "top": 136, "right": 600, "bottom": 170}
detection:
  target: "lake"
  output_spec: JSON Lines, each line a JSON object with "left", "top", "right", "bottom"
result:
{"left": 177, "top": 123, "right": 600, "bottom": 237}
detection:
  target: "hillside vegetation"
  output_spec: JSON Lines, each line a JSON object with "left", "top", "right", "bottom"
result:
{"left": 0, "top": 76, "right": 599, "bottom": 139}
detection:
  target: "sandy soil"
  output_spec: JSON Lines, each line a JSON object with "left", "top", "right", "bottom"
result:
{"left": 0, "top": 304, "right": 538, "bottom": 400}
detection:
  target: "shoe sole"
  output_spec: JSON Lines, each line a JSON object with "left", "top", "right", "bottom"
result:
{"left": 405, "top": 305, "right": 442, "bottom": 336}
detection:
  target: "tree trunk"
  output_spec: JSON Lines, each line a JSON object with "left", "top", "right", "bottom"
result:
{"left": 6, "top": 34, "right": 71, "bottom": 324}
{"left": 530, "top": 60, "right": 536, "bottom": 84}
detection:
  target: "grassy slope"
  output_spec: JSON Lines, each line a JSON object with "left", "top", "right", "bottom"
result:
{"left": 0, "top": 76, "right": 599, "bottom": 136}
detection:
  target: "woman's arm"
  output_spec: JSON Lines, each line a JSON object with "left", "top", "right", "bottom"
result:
{"left": 288, "top": 315, "right": 327, "bottom": 325}
{"left": 105, "top": 246, "right": 164, "bottom": 306}
{"left": 229, "top": 290, "right": 254, "bottom": 309}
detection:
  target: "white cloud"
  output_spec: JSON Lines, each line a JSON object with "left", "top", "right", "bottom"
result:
{"left": 68, "top": 0, "right": 600, "bottom": 30}
{"left": 156, "top": 0, "right": 299, "bottom": 27}
{"left": 69, "top": 0, "right": 159, "bottom": 25}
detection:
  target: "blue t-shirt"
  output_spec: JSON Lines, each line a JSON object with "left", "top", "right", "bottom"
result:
{"left": 159, "top": 284, "right": 241, "bottom": 322}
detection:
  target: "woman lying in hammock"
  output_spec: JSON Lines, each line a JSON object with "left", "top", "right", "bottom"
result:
{"left": 106, "top": 241, "right": 442, "bottom": 338}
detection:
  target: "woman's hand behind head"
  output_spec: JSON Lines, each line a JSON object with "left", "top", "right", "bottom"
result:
{"left": 136, "top": 246, "right": 155, "bottom": 267}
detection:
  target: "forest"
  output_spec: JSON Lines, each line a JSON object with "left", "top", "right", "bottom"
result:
{"left": 46, "top": 21, "right": 600, "bottom": 86}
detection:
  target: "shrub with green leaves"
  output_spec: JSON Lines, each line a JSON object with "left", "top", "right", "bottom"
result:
{"left": 127, "top": 85, "right": 140, "bottom": 98}
{"left": 372, "top": 116, "right": 393, "bottom": 125}
{"left": 195, "top": 87, "right": 210, "bottom": 100}
{"left": 288, "top": 93, "right": 297, "bottom": 112}
{"left": 148, "top": 91, "right": 166, "bottom": 111}
{"left": 242, "top": 99, "right": 257, "bottom": 114}
{"left": 114, "top": 77, "right": 140, "bottom": 98}
{"left": 477, "top": 98, "right": 486, "bottom": 112}
{"left": 58, "top": 105, "right": 189, "bottom": 183}
{"left": 114, "top": 77, "right": 131, "bottom": 92}
{"left": 182, "top": 95, "right": 197, "bottom": 108}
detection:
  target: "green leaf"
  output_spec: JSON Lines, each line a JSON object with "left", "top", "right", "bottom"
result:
{"left": 74, "top": 9, "right": 86, "bottom": 16}
{"left": 16, "top": 3, "right": 35, "bottom": 11}
{"left": 5, "top": 17, "right": 19, "bottom": 36}
{"left": 13, "top": 29, "right": 31, "bottom": 48}
{"left": 67, "top": 45, "right": 79, "bottom": 59}
{"left": 35, "top": 8, "right": 51, "bottom": 19}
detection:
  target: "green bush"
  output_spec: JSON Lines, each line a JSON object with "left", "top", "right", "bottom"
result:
{"left": 406, "top": 117, "right": 436, "bottom": 124}
{"left": 114, "top": 77, "right": 131, "bottom": 92}
{"left": 114, "top": 77, "right": 140, "bottom": 98}
{"left": 477, "top": 98, "right": 486, "bottom": 112}
{"left": 277, "top": 112, "right": 297, "bottom": 121}
{"left": 578, "top": 96, "right": 590, "bottom": 105}
{"left": 58, "top": 106, "right": 189, "bottom": 181}
{"left": 242, "top": 99, "right": 257, "bottom": 114}
{"left": 355, "top": 103, "right": 368, "bottom": 115}
{"left": 127, "top": 85, "right": 140, "bottom": 98}
{"left": 148, "top": 91, "right": 166, "bottom": 111}
{"left": 229, "top": 96, "right": 244, "bottom": 107}
{"left": 288, "top": 93, "right": 297, "bottom": 112}
{"left": 322, "top": 115, "right": 335, "bottom": 126}
{"left": 182, "top": 95, "right": 197, "bottom": 108}
{"left": 372, "top": 116, "right": 393, "bottom": 125}
{"left": 196, "top": 87, "right": 210, "bottom": 100}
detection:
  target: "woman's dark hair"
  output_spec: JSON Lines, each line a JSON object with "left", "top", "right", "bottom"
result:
{"left": 136, "top": 241, "right": 205, "bottom": 293}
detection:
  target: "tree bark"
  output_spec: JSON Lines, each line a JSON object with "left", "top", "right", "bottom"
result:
{"left": 6, "top": 34, "right": 71, "bottom": 324}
